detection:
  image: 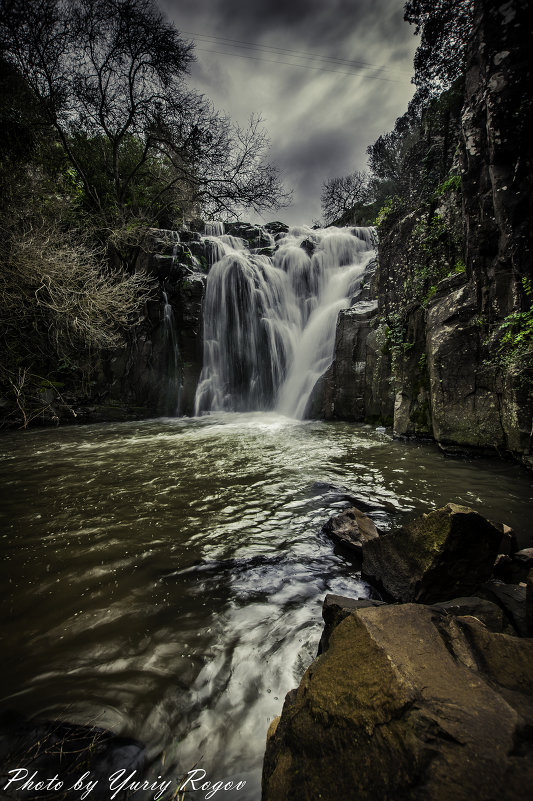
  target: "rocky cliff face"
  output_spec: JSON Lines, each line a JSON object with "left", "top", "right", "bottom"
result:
{"left": 308, "top": 0, "right": 532, "bottom": 466}
{"left": 88, "top": 228, "right": 207, "bottom": 421}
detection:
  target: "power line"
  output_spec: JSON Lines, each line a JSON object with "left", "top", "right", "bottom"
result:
{"left": 195, "top": 47, "right": 403, "bottom": 82}
{"left": 183, "top": 29, "right": 412, "bottom": 77}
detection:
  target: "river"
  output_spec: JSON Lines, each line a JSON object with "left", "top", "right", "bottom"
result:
{"left": 1, "top": 413, "right": 532, "bottom": 798}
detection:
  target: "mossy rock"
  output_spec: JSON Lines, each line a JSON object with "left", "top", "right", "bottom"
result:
{"left": 361, "top": 503, "right": 505, "bottom": 603}
{"left": 262, "top": 605, "right": 533, "bottom": 801}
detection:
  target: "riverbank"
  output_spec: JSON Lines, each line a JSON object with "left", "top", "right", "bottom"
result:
{"left": 263, "top": 503, "right": 533, "bottom": 801}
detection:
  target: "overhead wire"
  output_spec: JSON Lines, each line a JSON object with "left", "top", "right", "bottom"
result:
{"left": 182, "top": 30, "right": 412, "bottom": 81}
{"left": 194, "top": 47, "right": 404, "bottom": 82}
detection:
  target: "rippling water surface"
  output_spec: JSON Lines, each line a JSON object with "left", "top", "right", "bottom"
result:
{"left": 1, "top": 414, "right": 532, "bottom": 798}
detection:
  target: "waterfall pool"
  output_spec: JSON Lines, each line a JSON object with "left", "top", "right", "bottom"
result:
{"left": 1, "top": 413, "right": 532, "bottom": 798}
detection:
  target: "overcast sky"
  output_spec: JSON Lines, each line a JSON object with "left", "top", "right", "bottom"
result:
{"left": 158, "top": 0, "right": 418, "bottom": 225}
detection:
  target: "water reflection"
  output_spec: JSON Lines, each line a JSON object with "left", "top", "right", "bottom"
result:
{"left": 1, "top": 413, "right": 532, "bottom": 798}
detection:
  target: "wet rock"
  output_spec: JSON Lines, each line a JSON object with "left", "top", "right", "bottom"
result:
{"left": 430, "top": 595, "right": 507, "bottom": 633}
{"left": 306, "top": 292, "right": 381, "bottom": 422}
{"left": 225, "top": 222, "right": 272, "bottom": 248}
{"left": 264, "top": 221, "right": 289, "bottom": 235}
{"left": 479, "top": 579, "right": 528, "bottom": 636}
{"left": 496, "top": 523, "right": 518, "bottom": 555}
{"left": 493, "top": 548, "right": 533, "bottom": 583}
{"left": 262, "top": 604, "right": 533, "bottom": 801}
{"left": 254, "top": 246, "right": 274, "bottom": 257}
{"left": 318, "top": 593, "right": 385, "bottom": 653}
{"left": 527, "top": 568, "right": 533, "bottom": 634}
{"left": 514, "top": 547, "right": 533, "bottom": 568}
{"left": 299, "top": 238, "right": 315, "bottom": 257}
{"left": 493, "top": 554, "right": 523, "bottom": 583}
{"left": 321, "top": 506, "right": 379, "bottom": 555}
{"left": 361, "top": 503, "right": 504, "bottom": 603}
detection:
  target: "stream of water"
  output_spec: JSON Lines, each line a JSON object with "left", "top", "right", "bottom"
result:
{"left": 1, "top": 414, "right": 532, "bottom": 799}
{"left": 194, "top": 225, "right": 375, "bottom": 417}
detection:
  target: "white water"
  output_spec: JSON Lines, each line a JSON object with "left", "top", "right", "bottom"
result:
{"left": 194, "top": 224, "right": 376, "bottom": 418}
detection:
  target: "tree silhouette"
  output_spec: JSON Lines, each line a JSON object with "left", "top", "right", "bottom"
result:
{"left": 0, "top": 0, "right": 289, "bottom": 222}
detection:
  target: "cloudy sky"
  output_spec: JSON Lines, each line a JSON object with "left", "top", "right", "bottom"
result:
{"left": 158, "top": 0, "right": 418, "bottom": 225}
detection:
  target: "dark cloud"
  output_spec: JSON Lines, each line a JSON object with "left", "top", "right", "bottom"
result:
{"left": 158, "top": 0, "right": 417, "bottom": 224}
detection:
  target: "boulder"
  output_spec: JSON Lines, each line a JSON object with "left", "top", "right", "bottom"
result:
{"left": 262, "top": 604, "right": 533, "bottom": 801}
{"left": 430, "top": 595, "right": 508, "bottom": 633}
{"left": 478, "top": 579, "right": 528, "bottom": 636}
{"left": 321, "top": 506, "right": 379, "bottom": 555}
{"left": 318, "top": 593, "right": 385, "bottom": 653}
{"left": 494, "top": 523, "right": 518, "bottom": 555}
{"left": 493, "top": 550, "right": 532, "bottom": 584}
{"left": 527, "top": 568, "right": 533, "bottom": 634}
{"left": 362, "top": 503, "right": 505, "bottom": 603}
{"left": 514, "top": 547, "right": 533, "bottom": 568}
{"left": 264, "top": 221, "right": 289, "bottom": 235}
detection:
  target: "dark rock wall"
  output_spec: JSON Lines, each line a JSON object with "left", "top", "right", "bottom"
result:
{"left": 94, "top": 228, "right": 207, "bottom": 420}
{"left": 309, "top": 0, "right": 532, "bottom": 466}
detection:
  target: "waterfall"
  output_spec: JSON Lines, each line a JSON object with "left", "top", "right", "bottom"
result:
{"left": 194, "top": 224, "right": 376, "bottom": 418}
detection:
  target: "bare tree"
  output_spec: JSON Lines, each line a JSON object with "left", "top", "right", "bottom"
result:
{"left": 321, "top": 170, "right": 370, "bottom": 225}
{"left": 0, "top": 0, "right": 290, "bottom": 222}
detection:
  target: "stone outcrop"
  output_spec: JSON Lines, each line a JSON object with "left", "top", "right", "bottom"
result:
{"left": 306, "top": 260, "right": 395, "bottom": 423}
{"left": 361, "top": 503, "right": 505, "bottom": 603}
{"left": 478, "top": 579, "right": 529, "bottom": 637}
{"left": 318, "top": 593, "right": 385, "bottom": 653}
{"left": 101, "top": 228, "right": 207, "bottom": 418}
{"left": 262, "top": 603, "right": 533, "bottom": 801}
{"left": 321, "top": 506, "right": 379, "bottom": 555}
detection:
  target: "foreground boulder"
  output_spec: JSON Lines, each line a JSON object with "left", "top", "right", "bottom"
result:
{"left": 322, "top": 506, "right": 379, "bottom": 555}
{"left": 362, "top": 503, "right": 504, "bottom": 603}
{"left": 262, "top": 604, "right": 533, "bottom": 801}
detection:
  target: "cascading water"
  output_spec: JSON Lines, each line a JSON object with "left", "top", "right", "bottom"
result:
{"left": 194, "top": 224, "right": 376, "bottom": 418}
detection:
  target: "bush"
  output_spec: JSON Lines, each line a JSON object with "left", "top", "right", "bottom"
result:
{"left": 0, "top": 196, "right": 153, "bottom": 426}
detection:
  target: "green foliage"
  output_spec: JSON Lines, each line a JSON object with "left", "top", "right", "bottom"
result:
{"left": 404, "top": 0, "right": 475, "bottom": 96}
{"left": 435, "top": 174, "right": 461, "bottom": 197}
{"left": 497, "top": 278, "right": 533, "bottom": 359}
{"left": 423, "top": 285, "right": 438, "bottom": 305}
{"left": 0, "top": 179, "right": 154, "bottom": 427}
{"left": 381, "top": 312, "right": 414, "bottom": 375}
{"left": 374, "top": 197, "right": 401, "bottom": 228}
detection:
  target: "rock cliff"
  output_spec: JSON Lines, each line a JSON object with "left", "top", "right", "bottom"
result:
{"left": 307, "top": 0, "right": 532, "bottom": 467}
